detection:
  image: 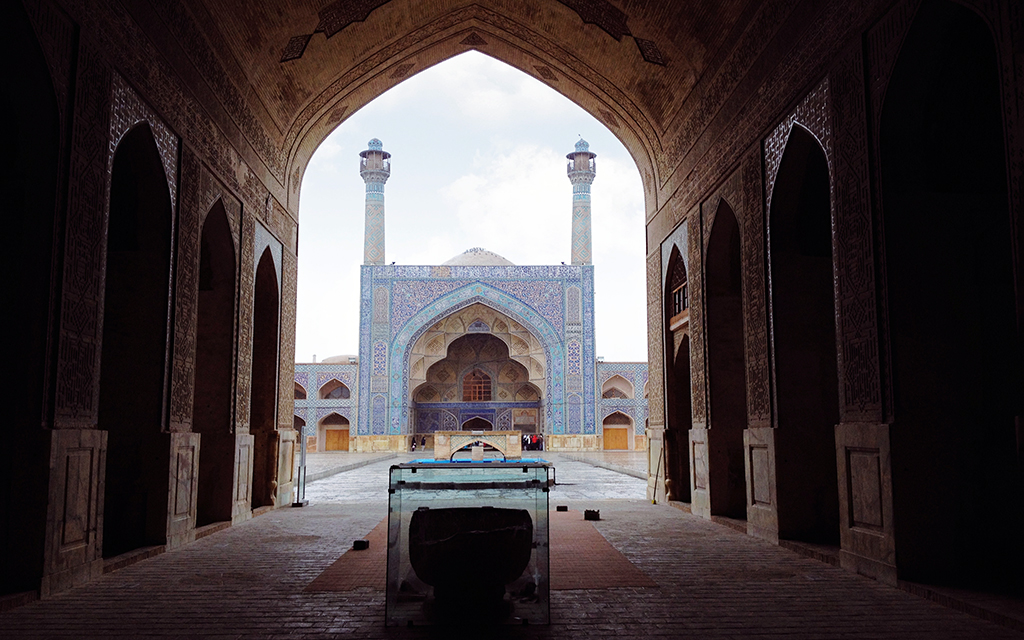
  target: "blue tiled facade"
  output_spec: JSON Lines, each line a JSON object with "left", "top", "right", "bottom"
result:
{"left": 356, "top": 263, "right": 597, "bottom": 436}
{"left": 596, "top": 361, "right": 650, "bottom": 435}
{"left": 292, "top": 363, "right": 359, "bottom": 439}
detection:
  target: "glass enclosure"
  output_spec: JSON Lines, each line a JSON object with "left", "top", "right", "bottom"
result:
{"left": 386, "top": 461, "right": 551, "bottom": 626}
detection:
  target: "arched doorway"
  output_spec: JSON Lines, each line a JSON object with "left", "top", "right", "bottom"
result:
{"left": 664, "top": 245, "right": 691, "bottom": 502}
{"left": 193, "top": 201, "right": 236, "bottom": 527}
{"left": 320, "top": 413, "right": 350, "bottom": 451}
{"left": 706, "top": 201, "right": 747, "bottom": 520}
{"left": 881, "top": 0, "right": 1021, "bottom": 587}
{"left": 99, "top": 123, "right": 173, "bottom": 558}
{"left": 250, "top": 247, "right": 280, "bottom": 509}
{"left": 0, "top": 0, "right": 61, "bottom": 595}
{"left": 768, "top": 124, "right": 840, "bottom": 545}
{"left": 602, "top": 412, "right": 632, "bottom": 450}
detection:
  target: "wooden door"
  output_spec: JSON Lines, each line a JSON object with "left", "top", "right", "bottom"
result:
{"left": 603, "top": 427, "right": 628, "bottom": 450}
{"left": 325, "top": 429, "right": 349, "bottom": 451}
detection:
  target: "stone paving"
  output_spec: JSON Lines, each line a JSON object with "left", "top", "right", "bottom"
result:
{"left": 558, "top": 450, "right": 648, "bottom": 478}
{"left": 1, "top": 457, "right": 1021, "bottom": 639}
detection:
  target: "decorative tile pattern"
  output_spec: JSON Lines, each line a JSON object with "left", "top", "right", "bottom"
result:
{"left": 635, "top": 38, "right": 666, "bottom": 66}
{"left": 567, "top": 340, "right": 582, "bottom": 375}
{"left": 372, "top": 341, "right": 387, "bottom": 376}
{"left": 292, "top": 363, "right": 358, "bottom": 437}
{"left": 358, "top": 264, "right": 599, "bottom": 437}
{"left": 566, "top": 286, "right": 582, "bottom": 325}
{"left": 597, "top": 361, "right": 650, "bottom": 435}
{"left": 371, "top": 395, "right": 386, "bottom": 435}
{"left": 280, "top": 35, "right": 311, "bottom": 63}
{"left": 557, "top": 0, "right": 631, "bottom": 41}
{"left": 316, "top": 0, "right": 392, "bottom": 38}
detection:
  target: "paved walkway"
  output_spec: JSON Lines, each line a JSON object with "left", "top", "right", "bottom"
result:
{"left": 296, "top": 451, "right": 397, "bottom": 484}
{"left": 1, "top": 458, "right": 1021, "bottom": 639}
{"left": 558, "top": 450, "right": 647, "bottom": 478}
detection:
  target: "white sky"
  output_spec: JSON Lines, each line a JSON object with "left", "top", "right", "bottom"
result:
{"left": 295, "top": 51, "right": 648, "bottom": 363}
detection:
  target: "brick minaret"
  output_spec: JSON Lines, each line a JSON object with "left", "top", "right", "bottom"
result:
{"left": 360, "top": 138, "right": 391, "bottom": 265}
{"left": 567, "top": 139, "right": 596, "bottom": 265}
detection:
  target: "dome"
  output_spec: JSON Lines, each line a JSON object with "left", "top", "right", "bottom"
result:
{"left": 442, "top": 247, "right": 515, "bottom": 266}
{"left": 321, "top": 354, "right": 358, "bottom": 364}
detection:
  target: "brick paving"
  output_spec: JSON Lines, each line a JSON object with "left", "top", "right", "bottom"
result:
{"left": 1, "top": 458, "right": 1021, "bottom": 639}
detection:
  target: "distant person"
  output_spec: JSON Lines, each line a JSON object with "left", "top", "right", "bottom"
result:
{"left": 421, "top": 436, "right": 426, "bottom": 448}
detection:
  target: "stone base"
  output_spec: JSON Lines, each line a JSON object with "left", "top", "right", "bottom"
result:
{"left": 41, "top": 429, "right": 106, "bottom": 597}
{"left": 545, "top": 434, "right": 601, "bottom": 451}
{"left": 351, "top": 435, "right": 411, "bottom": 452}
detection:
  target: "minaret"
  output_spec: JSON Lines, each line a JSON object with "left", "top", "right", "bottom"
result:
{"left": 360, "top": 138, "right": 391, "bottom": 265}
{"left": 567, "top": 139, "right": 596, "bottom": 265}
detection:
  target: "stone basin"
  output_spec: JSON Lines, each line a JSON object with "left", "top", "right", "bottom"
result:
{"left": 408, "top": 506, "right": 533, "bottom": 609}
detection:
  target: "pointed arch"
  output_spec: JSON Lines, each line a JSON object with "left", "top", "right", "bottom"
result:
{"left": 705, "top": 199, "right": 747, "bottom": 520}
{"left": 602, "top": 374, "right": 634, "bottom": 399}
{"left": 194, "top": 199, "right": 238, "bottom": 527}
{"left": 285, "top": 26, "right": 660, "bottom": 212}
{"left": 383, "top": 283, "right": 565, "bottom": 435}
{"left": 250, "top": 246, "right": 280, "bottom": 509}
{"left": 319, "top": 378, "right": 351, "bottom": 399}
{"left": 768, "top": 120, "right": 839, "bottom": 545}
{"left": 881, "top": 0, "right": 1019, "bottom": 587}
{"left": 100, "top": 122, "right": 174, "bottom": 558}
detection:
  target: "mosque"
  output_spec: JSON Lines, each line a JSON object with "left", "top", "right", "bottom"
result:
{"left": 293, "top": 139, "right": 649, "bottom": 453}
{"left": 3, "top": 0, "right": 1022, "bottom": 617}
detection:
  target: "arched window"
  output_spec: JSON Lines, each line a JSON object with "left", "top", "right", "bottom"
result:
{"left": 294, "top": 382, "right": 307, "bottom": 400}
{"left": 462, "top": 369, "right": 491, "bottom": 401}
{"left": 667, "top": 245, "right": 688, "bottom": 319}
{"left": 601, "top": 374, "right": 634, "bottom": 399}
{"left": 319, "top": 379, "right": 350, "bottom": 400}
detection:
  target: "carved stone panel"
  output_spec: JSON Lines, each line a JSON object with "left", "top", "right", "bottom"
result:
{"left": 169, "top": 147, "right": 201, "bottom": 432}
{"left": 276, "top": 429, "right": 297, "bottom": 507}
{"left": 277, "top": 247, "right": 298, "bottom": 432}
{"left": 54, "top": 42, "right": 112, "bottom": 428}
{"left": 836, "top": 422, "right": 896, "bottom": 585}
{"left": 646, "top": 250, "right": 664, "bottom": 427}
{"left": 235, "top": 212, "right": 256, "bottom": 433}
{"left": 830, "top": 43, "right": 882, "bottom": 422}
{"left": 41, "top": 428, "right": 106, "bottom": 596}
{"left": 689, "top": 428, "right": 710, "bottom": 518}
{"left": 740, "top": 149, "right": 771, "bottom": 426}
{"left": 232, "top": 433, "right": 254, "bottom": 524}
{"left": 687, "top": 210, "right": 707, "bottom": 425}
{"left": 743, "top": 426, "right": 778, "bottom": 543}
{"left": 166, "top": 432, "right": 200, "bottom": 550}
